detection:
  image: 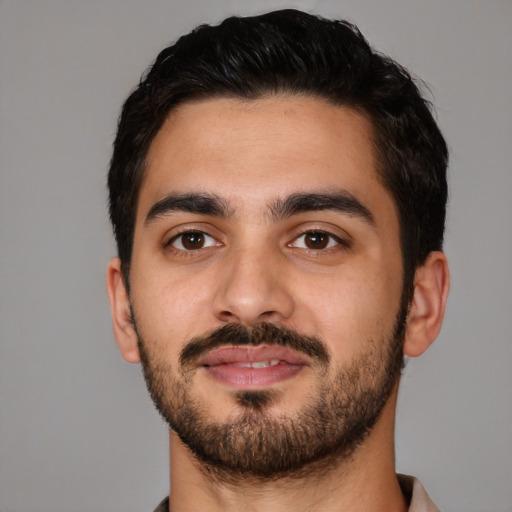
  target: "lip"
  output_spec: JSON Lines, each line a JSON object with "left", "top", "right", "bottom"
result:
{"left": 199, "top": 345, "right": 307, "bottom": 388}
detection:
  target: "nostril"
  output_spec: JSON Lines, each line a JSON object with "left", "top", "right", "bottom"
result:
{"left": 212, "top": 275, "right": 294, "bottom": 325}
{"left": 218, "top": 310, "right": 237, "bottom": 321}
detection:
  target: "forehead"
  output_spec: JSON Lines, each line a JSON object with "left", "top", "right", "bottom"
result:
{"left": 139, "top": 96, "right": 394, "bottom": 221}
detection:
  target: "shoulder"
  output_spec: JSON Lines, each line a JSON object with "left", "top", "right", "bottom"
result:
{"left": 398, "top": 474, "right": 441, "bottom": 512}
{"left": 152, "top": 496, "right": 169, "bottom": 512}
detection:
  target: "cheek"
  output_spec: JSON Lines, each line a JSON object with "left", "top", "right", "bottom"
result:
{"left": 130, "top": 264, "right": 216, "bottom": 355}
{"left": 293, "top": 264, "right": 401, "bottom": 359}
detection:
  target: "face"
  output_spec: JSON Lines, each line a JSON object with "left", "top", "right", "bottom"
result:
{"left": 124, "top": 96, "right": 406, "bottom": 478}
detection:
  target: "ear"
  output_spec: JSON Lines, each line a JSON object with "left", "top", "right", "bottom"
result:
{"left": 106, "top": 258, "right": 141, "bottom": 363}
{"left": 404, "top": 251, "right": 450, "bottom": 358}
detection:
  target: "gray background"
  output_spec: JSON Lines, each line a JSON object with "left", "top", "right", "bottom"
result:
{"left": 1, "top": 1, "right": 511, "bottom": 511}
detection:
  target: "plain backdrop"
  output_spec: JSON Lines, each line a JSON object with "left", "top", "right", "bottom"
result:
{"left": 1, "top": 1, "right": 511, "bottom": 511}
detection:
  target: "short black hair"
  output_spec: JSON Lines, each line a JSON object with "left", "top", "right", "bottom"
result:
{"left": 108, "top": 9, "right": 448, "bottom": 299}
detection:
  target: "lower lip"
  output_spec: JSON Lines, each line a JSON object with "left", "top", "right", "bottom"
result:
{"left": 204, "top": 363, "right": 304, "bottom": 388}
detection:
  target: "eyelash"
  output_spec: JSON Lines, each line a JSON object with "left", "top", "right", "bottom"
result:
{"left": 288, "top": 230, "right": 349, "bottom": 252}
{"left": 166, "top": 229, "right": 220, "bottom": 253}
{"left": 165, "top": 228, "right": 349, "bottom": 255}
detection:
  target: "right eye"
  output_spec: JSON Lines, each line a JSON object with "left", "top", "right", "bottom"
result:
{"left": 167, "top": 231, "right": 219, "bottom": 251}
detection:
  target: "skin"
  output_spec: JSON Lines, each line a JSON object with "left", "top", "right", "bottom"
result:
{"left": 107, "top": 96, "right": 449, "bottom": 512}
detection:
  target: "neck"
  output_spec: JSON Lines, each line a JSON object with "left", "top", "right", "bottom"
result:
{"left": 166, "top": 389, "right": 407, "bottom": 512}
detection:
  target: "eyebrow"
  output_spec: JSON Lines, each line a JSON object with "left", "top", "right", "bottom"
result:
{"left": 270, "top": 191, "right": 374, "bottom": 224}
{"left": 144, "top": 190, "right": 374, "bottom": 227}
{"left": 144, "top": 193, "right": 231, "bottom": 226}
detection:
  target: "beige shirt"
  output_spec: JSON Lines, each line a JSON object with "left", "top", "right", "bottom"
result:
{"left": 153, "top": 474, "right": 440, "bottom": 512}
{"left": 398, "top": 474, "right": 441, "bottom": 512}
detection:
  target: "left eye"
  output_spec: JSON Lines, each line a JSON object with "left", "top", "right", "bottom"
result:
{"left": 168, "top": 231, "right": 218, "bottom": 251}
{"left": 290, "top": 231, "right": 341, "bottom": 250}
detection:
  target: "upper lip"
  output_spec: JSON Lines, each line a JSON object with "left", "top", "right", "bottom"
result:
{"left": 198, "top": 345, "right": 308, "bottom": 367}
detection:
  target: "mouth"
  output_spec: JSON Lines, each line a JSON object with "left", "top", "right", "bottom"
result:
{"left": 198, "top": 345, "right": 307, "bottom": 388}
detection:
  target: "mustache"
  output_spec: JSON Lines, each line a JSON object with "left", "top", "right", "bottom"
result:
{"left": 179, "top": 323, "right": 330, "bottom": 368}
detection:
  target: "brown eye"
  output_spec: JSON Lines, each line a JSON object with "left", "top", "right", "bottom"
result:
{"left": 169, "top": 231, "right": 217, "bottom": 251}
{"left": 304, "top": 232, "right": 330, "bottom": 249}
{"left": 290, "top": 231, "right": 343, "bottom": 251}
{"left": 181, "top": 232, "right": 205, "bottom": 250}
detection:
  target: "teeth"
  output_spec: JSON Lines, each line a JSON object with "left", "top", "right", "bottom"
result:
{"left": 237, "top": 360, "right": 280, "bottom": 368}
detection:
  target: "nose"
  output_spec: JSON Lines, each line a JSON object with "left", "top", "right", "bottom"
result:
{"left": 212, "top": 247, "right": 294, "bottom": 326}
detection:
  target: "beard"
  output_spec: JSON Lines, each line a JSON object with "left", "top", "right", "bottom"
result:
{"left": 135, "top": 315, "right": 406, "bottom": 482}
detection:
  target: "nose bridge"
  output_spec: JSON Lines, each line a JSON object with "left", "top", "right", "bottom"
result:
{"left": 213, "top": 240, "right": 293, "bottom": 325}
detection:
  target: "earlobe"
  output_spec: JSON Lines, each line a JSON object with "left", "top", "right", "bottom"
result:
{"left": 106, "top": 258, "right": 141, "bottom": 363}
{"left": 404, "top": 251, "right": 450, "bottom": 358}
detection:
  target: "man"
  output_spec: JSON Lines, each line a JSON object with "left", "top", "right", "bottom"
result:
{"left": 106, "top": 9, "right": 449, "bottom": 512}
